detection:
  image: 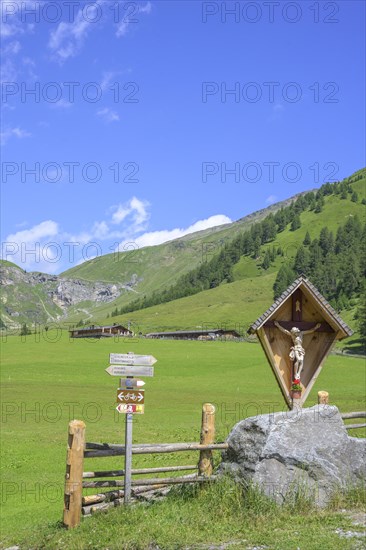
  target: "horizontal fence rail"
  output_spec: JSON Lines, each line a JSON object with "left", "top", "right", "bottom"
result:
{"left": 82, "top": 465, "right": 198, "bottom": 479}
{"left": 84, "top": 442, "right": 228, "bottom": 458}
{"left": 83, "top": 474, "right": 218, "bottom": 489}
{"left": 341, "top": 411, "right": 366, "bottom": 431}
{"left": 64, "top": 403, "right": 223, "bottom": 528}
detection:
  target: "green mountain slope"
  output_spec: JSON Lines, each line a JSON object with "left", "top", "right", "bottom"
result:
{"left": 60, "top": 193, "right": 309, "bottom": 295}
{"left": 1, "top": 169, "right": 365, "bottom": 332}
{"left": 89, "top": 172, "right": 365, "bottom": 346}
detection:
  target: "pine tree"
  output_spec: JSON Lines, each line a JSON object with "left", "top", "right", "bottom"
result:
{"left": 274, "top": 208, "right": 287, "bottom": 232}
{"left": 356, "top": 282, "right": 366, "bottom": 346}
{"left": 20, "top": 323, "right": 31, "bottom": 336}
{"left": 319, "top": 227, "right": 334, "bottom": 255}
{"left": 351, "top": 191, "right": 359, "bottom": 202}
{"left": 262, "top": 250, "right": 271, "bottom": 270}
{"left": 290, "top": 214, "right": 301, "bottom": 231}
{"left": 303, "top": 231, "right": 311, "bottom": 246}
{"left": 270, "top": 246, "right": 276, "bottom": 262}
{"left": 294, "top": 246, "right": 310, "bottom": 276}
{"left": 252, "top": 236, "right": 261, "bottom": 258}
{"left": 273, "top": 264, "right": 296, "bottom": 299}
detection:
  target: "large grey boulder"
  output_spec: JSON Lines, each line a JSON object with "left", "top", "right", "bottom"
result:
{"left": 220, "top": 405, "right": 365, "bottom": 506}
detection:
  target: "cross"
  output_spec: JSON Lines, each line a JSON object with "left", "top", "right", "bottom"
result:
{"left": 264, "top": 289, "right": 334, "bottom": 333}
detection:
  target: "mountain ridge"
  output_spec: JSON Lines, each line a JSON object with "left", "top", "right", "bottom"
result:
{"left": 1, "top": 168, "right": 365, "bottom": 330}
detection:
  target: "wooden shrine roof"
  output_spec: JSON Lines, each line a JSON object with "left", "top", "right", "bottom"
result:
{"left": 248, "top": 275, "right": 353, "bottom": 338}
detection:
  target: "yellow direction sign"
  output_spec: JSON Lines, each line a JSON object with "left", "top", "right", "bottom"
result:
{"left": 116, "top": 403, "right": 144, "bottom": 414}
{"left": 117, "top": 389, "right": 145, "bottom": 404}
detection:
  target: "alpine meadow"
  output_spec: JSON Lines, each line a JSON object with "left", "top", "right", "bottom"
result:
{"left": 1, "top": 2, "right": 365, "bottom": 549}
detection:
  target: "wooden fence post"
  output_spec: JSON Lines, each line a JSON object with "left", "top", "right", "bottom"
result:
{"left": 198, "top": 403, "right": 215, "bottom": 477}
{"left": 318, "top": 391, "right": 329, "bottom": 405}
{"left": 63, "top": 420, "right": 86, "bottom": 529}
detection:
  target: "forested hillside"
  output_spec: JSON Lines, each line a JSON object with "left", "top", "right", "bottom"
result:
{"left": 111, "top": 173, "right": 365, "bottom": 318}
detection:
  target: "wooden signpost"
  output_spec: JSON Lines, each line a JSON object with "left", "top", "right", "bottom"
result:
{"left": 110, "top": 353, "right": 157, "bottom": 366}
{"left": 107, "top": 351, "right": 156, "bottom": 504}
{"left": 106, "top": 365, "right": 154, "bottom": 377}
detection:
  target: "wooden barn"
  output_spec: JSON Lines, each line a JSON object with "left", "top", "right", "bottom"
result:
{"left": 146, "top": 329, "right": 240, "bottom": 340}
{"left": 248, "top": 275, "right": 353, "bottom": 408}
{"left": 69, "top": 324, "right": 133, "bottom": 339}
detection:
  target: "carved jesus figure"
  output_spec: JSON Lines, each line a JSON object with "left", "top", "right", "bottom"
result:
{"left": 274, "top": 321, "right": 321, "bottom": 379}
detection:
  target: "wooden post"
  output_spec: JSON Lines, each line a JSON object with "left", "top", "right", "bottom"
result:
{"left": 318, "top": 391, "right": 329, "bottom": 405}
{"left": 198, "top": 403, "right": 215, "bottom": 477}
{"left": 63, "top": 420, "right": 85, "bottom": 529}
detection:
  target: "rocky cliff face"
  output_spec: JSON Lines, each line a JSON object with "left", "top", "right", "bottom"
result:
{"left": 0, "top": 265, "right": 139, "bottom": 327}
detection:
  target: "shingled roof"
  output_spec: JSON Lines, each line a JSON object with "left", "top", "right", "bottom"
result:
{"left": 248, "top": 275, "right": 353, "bottom": 338}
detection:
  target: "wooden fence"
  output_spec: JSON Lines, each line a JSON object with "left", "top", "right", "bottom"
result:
{"left": 63, "top": 396, "right": 365, "bottom": 529}
{"left": 317, "top": 391, "right": 366, "bottom": 430}
{"left": 63, "top": 403, "right": 227, "bottom": 529}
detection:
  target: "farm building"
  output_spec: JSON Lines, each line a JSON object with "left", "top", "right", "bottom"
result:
{"left": 69, "top": 324, "right": 133, "bottom": 339}
{"left": 145, "top": 329, "right": 240, "bottom": 340}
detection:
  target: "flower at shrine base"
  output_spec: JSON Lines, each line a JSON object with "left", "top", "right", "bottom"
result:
{"left": 291, "top": 380, "right": 302, "bottom": 391}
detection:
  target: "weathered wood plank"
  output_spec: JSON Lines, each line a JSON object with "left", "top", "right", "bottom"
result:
{"left": 82, "top": 483, "right": 172, "bottom": 507}
{"left": 83, "top": 474, "right": 216, "bottom": 489}
{"left": 341, "top": 412, "right": 366, "bottom": 420}
{"left": 84, "top": 442, "right": 228, "bottom": 458}
{"left": 345, "top": 423, "right": 366, "bottom": 430}
{"left": 82, "top": 465, "right": 197, "bottom": 479}
{"left": 264, "top": 321, "right": 333, "bottom": 332}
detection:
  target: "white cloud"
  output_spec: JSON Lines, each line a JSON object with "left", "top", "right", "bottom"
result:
{"left": 265, "top": 195, "right": 278, "bottom": 205}
{"left": 0, "top": 1, "right": 36, "bottom": 38}
{"left": 2, "top": 198, "right": 232, "bottom": 274}
{"left": 22, "top": 56, "right": 37, "bottom": 80}
{"left": 3, "top": 40, "right": 21, "bottom": 55}
{"left": 3, "top": 220, "right": 61, "bottom": 272}
{"left": 1, "top": 126, "right": 31, "bottom": 145}
{"left": 96, "top": 107, "right": 119, "bottom": 122}
{"left": 48, "top": 2, "right": 104, "bottom": 63}
{"left": 100, "top": 71, "right": 117, "bottom": 91}
{"left": 51, "top": 98, "right": 73, "bottom": 109}
{"left": 111, "top": 197, "right": 150, "bottom": 227}
{"left": 118, "top": 214, "right": 232, "bottom": 249}
{"left": 6, "top": 220, "right": 59, "bottom": 244}
{"left": 116, "top": 1, "right": 152, "bottom": 37}
{"left": 0, "top": 58, "right": 17, "bottom": 82}
{"left": 140, "top": 2, "right": 152, "bottom": 14}
{"left": 1, "top": 40, "right": 21, "bottom": 83}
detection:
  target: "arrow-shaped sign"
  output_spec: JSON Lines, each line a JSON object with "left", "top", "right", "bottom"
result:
{"left": 110, "top": 353, "right": 157, "bottom": 366}
{"left": 116, "top": 403, "right": 144, "bottom": 414}
{"left": 119, "top": 379, "right": 145, "bottom": 388}
{"left": 106, "top": 365, "right": 154, "bottom": 377}
{"left": 117, "top": 390, "right": 145, "bottom": 404}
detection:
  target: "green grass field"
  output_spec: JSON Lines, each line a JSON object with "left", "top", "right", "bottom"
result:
{"left": 1, "top": 332, "right": 365, "bottom": 548}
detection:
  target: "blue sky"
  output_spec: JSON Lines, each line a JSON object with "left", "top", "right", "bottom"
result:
{"left": 1, "top": 0, "right": 365, "bottom": 273}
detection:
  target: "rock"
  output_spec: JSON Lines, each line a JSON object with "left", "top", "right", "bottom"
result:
{"left": 220, "top": 405, "right": 366, "bottom": 507}
{"left": 0, "top": 265, "right": 141, "bottom": 325}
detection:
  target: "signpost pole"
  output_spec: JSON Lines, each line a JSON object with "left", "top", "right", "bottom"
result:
{"left": 124, "top": 412, "right": 133, "bottom": 504}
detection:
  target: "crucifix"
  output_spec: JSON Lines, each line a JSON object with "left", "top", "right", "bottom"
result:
{"left": 249, "top": 275, "right": 353, "bottom": 409}
{"left": 264, "top": 289, "right": 333, "bottom": 383}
